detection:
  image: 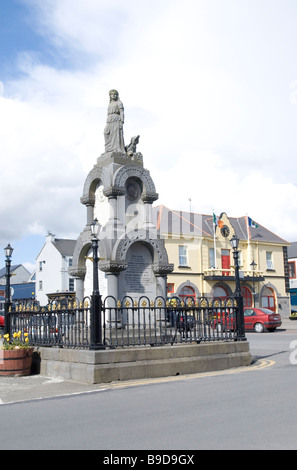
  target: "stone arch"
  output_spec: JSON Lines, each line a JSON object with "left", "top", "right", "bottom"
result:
{"left": 210, "top": 282, "right": 233, "bottom": 298}
{"left": 113, "top": 165, "right": 158, "bottom": 201}
{"left": 81, "top": 165, "right": 110, "bottom": 204}
{"left": 70, "top": 229, "right": 110, "bottom": 277}
{"left": 259, "top": 283, "right": 279, "bottom": 311}
{"left": 176, "top": 281, "right": 200, "bottom": 298}
{"left": 259, "top": 282, "right": 280, "bottom": 298}
{"left": 113, "top": 229, "right": 170, "bottom": 268}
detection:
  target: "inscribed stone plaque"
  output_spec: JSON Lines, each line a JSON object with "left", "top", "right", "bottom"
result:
{"left": 119, "top": 243, "right": 156, "bottom": 301}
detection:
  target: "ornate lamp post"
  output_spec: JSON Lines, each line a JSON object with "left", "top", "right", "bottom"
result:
{"left": 230, "top": 235, "right": 246, "bottom": 341}
{"left": 4, "top": 243, "right": 14, "bottom": 335}
{"left": 90, "top": 219, "right": 104, "bottom": 349}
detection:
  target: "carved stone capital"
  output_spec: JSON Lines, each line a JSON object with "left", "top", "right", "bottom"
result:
{"left": 99, "top": 260, "right": 128, "bottom": 273}
{"left": 80, "top": 195, "right": 95, "bottom": 206}
{"left": 152, "top": 263, "right": 174, "bottom": 275}
{"left": 69, "top": 267, "right": 87, "bottom": 278}
{"left": 103, "top": 186, "right": 126, "bottom": 198}
{"left": 141, "top": 191, "right": 159, "bottom": 203}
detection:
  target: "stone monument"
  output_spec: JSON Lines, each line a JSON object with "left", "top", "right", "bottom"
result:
{"left": 69, "top": 90, "right": 173, "bottom": 312}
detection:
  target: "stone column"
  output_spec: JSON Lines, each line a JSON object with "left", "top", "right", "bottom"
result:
{"left": 153, "top": 264, "right": 174, "bottom": 327}
{"left": 75, "top": 277, "right": 85, "bottom": 304}
{"left": 142, "top": 193, "right": 158, "bottom": 234}
{"left": 80, "top": 195, "right": 95, "bottom": 227}
{"left": 69, "top": 268, "right": 86, "bottom": 303}
{"left": 100, "top": 262, "right": 127, "bottom": 328}
{"left": 104, "top": 188, "right": 125, "bottom": 242}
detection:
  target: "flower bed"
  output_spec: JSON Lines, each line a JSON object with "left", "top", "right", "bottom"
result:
{"left": 0, "top": 330, "right": 33, "bottom": 376}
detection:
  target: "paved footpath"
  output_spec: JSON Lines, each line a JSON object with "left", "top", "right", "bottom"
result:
{"left": 0, "top": 319, "right": 296, "bottom": 405}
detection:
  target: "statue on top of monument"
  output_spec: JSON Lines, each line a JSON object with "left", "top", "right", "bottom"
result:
{"left": 104, "top": 89, "right": 125, "bottom": 154}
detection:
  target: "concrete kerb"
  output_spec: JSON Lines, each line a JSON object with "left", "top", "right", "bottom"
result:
{"left": 34, "top": 341, "right": 252, "bottom": 385}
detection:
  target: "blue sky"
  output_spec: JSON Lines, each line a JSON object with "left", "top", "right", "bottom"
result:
{"left": 1, "top": 0, "right": 297, "bottom": 272}
{"left": 0, "top": 1, "right": 46, "bottom": 79}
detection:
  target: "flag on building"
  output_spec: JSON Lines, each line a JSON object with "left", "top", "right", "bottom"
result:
{"left": 213, "top": 213, "right": 223, "bottom": 227}
{"left": 248, "top": 217, "right": 259, "bottom": 228}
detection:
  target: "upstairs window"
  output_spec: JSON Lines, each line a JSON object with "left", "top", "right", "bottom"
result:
{"left": 178, "top": 246, "right": 188, "bottom": 267}
{"left": 289, "top": 261, "right": 296, "bottom": 279}
{"left": 209, "top": 248, "right": 215, "bottom": 268}
{"left": 266, "top": 252, "right": 274, "bottom": 270}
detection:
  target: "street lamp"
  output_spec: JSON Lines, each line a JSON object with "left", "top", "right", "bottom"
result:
{"left": 90, "top": 218, "right": 104, "bottom": 349}
{"left": 230, "top": 235, "right": 246, "bottom": 341}
{"left": 4, "top": 243, "right": 14, "bottom": 336}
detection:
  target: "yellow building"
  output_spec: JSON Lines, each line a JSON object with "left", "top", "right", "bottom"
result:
{"left": 153, "top": 206, "right": 290, "bottom": 317}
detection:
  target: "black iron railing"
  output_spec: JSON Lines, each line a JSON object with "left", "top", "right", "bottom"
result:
{"left": 8, "top": 296, "right": 240, "bottom": 349}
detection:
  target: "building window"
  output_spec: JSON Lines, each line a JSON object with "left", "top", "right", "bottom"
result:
{"left": 266, "top": 252, "right": 274, "bottom": 270}
{"left": 289, "top": 261, "right": 296, "bottom": 279}
{"left": 242, "top": 286, "right": 252, "bottom": 307}
{"left": 39, "top": 261, "right": 43, "bottom": 271}
{"left": 221, "top": 249, "right": 230, "bottom": 276}
{"left": 238, "top": 251, "right": 243, "bottom": 268}
{"left": 39, "top": 281, "right": 43, "bottom": 291}
{"left": 213, "top": 286, "right": 228, "bottom": 299}
{"left": 69, "top": 278, "right": 75, "bottom": 292}
{"left": 262, "top": 286, "right": 276, "bottom": 312}
{"left": 69, "top": 258, "right": 73, "bottom": 267}
{"left": 179, "top": 286, "right": 196, "bottom": 300}
{"left": 167, "top": 283, "right": 175, "bottom": 294}
{"left": 178, "top": 246, "right": 188, "bottom": 266}
{"left": 209, "top": 248, "right": 215, "bottom": 268}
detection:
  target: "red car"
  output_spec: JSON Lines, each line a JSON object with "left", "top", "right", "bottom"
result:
{"left": 213, "top": 307, "right": 282, "bottom": 333}
{"left": 0, "top": 314, "right": 4, "bottom": 327}
{"left": 243, "top": 308, "right": 282, "bottom": 333}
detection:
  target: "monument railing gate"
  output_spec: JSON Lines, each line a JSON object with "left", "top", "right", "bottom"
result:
{"left": 8, "top": 296, "right": 241, "bottom": 349}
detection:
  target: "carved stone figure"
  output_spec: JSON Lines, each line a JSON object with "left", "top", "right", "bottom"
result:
{"left": 104, "top": 90, "right": 125, "bottom": 153}
{"left": 125, "top": 135, "right": 140, "bottom": 156}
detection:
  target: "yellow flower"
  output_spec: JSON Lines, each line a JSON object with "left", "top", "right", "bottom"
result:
{"left": 24, "top": 332, "right": 28, "bottom": 337}
{"left": 25, "top": 337, "right": 29, "bottom": 343}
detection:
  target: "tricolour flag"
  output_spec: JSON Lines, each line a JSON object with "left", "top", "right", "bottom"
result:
{"left": 213, "top": 213, "right": 223, "bottom": 228}
{"left": 248, "top": 217, "right": 259, "bottom": 228}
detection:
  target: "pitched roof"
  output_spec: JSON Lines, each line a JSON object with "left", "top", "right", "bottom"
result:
{"left": 288, "top": 242, "right": 297, "bottom": 258}
{"left": 152, "top": 205, "right": 289, "bottom": 245}
{"left": 0, "top": 264, "right": 22, "bottom": 279}
{"left": 52, "top": 239, "right": 76, "bottom": 256}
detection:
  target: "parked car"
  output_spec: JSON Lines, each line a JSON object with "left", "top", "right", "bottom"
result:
{"left": 212, "top": 307, "right": 282, "bottom": 333}
{"left": 244, "top": 308, "right": 282, "bottom": 332}
{"left": 0, "top": 314, "right": 4, "bottom": 327}
{"left": 176, "top": 312, "right": 196, "bottom": 332}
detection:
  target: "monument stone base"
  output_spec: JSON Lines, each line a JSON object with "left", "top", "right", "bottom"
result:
{"left": 35, "top": 342, "right": 252, "bottom": 384}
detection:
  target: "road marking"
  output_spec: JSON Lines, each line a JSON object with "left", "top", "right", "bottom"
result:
{"left": 0, "top": 359, "right": 275, "bottom": 405}
{"left": 93, "top": 358, "right": 276, "bottom": 392}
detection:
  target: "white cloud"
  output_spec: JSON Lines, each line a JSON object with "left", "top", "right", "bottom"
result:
{"left": 1, "top": 0, "right": 297, "bottom": 252}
